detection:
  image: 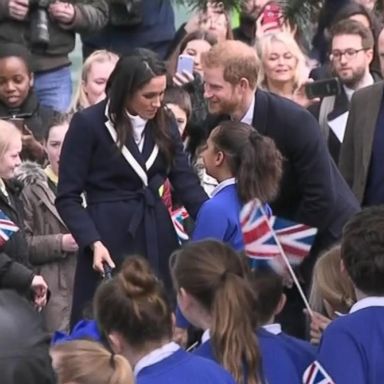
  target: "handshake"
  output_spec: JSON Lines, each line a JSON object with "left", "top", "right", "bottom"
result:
{"left": 9, "top": 0, "right": 76, "bottom": 45}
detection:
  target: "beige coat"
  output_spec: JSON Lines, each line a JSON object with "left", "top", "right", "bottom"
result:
{"left": 16, "top": 162, "right": 77, "bottom": 333}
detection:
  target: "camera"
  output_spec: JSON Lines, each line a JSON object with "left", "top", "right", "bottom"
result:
{"left": 29, "top": 0, "right": 52, "bottom": 47}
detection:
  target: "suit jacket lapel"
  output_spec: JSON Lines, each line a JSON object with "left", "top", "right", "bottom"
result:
{"left": 252, "top": 89, "right": 269, "bottom": 134}
{"left": 361, "top": 82, "right": 383, "bottom": 169}
{"left": 141, "top": 121, "right": 159, "bottom": 171}
{"left": 327, "top": 89, "right": 349, "bottom": 121}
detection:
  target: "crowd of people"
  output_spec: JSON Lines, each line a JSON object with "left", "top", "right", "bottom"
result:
{"left": 0, "top": 0, "right": 384, "bottom": 383}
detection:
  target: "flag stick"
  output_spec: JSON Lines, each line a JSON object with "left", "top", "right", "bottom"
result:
{"left": 260, "top": 205, "right": 314, "bottom": 317}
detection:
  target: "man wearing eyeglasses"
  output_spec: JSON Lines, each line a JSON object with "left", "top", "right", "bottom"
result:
{"left": 310, "top": 19, "right": 380, "bottom": 163}
{"left": 339, "top": 27, "right": 384, "bottom": 207}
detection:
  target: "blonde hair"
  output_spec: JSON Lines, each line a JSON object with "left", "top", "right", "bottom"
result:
{"left": 51, "top": 340, "right": 134, "bottom": 384}
{"left": 309, "top": 245, "right": 356, "bottom": 318}
{"left": 70, "top": 50, "right": 119, "bottom": 112}
{"left": 0, "top": 119, "right": 22, "bottom": 160}
{"left": 201, "top": 40, "right": 260, "bottom": 89}
{"left": 257, "top": 32, "right": 308, "bottom": 92}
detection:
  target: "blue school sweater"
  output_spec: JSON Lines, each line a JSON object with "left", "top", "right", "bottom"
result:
{"left": 193, "top": 181, "right": 243, "bottom": 250}
{"left": 194, "top": 328, "right": 301, "bottom": 384}
{"left": 263, "top": 324, "right": 316, "bottom": 378}
{"left": 316, "top": 298, "right": 384, "bottom": 384}
{"left": 192, "top": 180, "right": 272, "bottom": 251}
{"left": 137, "top": 348, "right": 236, "bottom": 384}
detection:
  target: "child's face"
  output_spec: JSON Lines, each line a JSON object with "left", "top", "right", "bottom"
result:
{"left": 44, "top": 123, "right": 69, "bottom": 176}
{"left": 201, "top": 136, "right": 219, "bottom": 179}
{"left": 166, "top": 103, "right": 188, "bottom": 136}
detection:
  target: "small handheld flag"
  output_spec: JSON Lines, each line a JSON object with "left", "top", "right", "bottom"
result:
{"left": 170, "top": 207, "right": 190, "bottom": 244}
{"left": 0, "top": 210, "right": 19, "bottom": 247}
{"left": 303, "top": 361, "right": 335, "bottom": 384}
{"left": 240, "top": 199, "right": 315, "bottom": 315}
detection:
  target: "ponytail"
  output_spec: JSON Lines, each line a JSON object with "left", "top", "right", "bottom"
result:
{"left": 171, "top": 240, "right": 263, "bottom": 384}
{"left": 210, "top": 121, "right": 283, "bottom": 203}
{"left": 51, "top": 340, "right": 134, "bottom": 384}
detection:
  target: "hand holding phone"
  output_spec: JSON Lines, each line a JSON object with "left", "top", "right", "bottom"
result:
{"left": 305, "top": 78, "right": 341, "bottom": 100}
{"left": 261, "top": 2, "right": 282, "bottom": 26}
{"left": 176, "top": 54, "right": 194, "bottom": 75}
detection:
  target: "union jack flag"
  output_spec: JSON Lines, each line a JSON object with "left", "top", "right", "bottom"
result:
{"left": 303, "top": 361, "right": 335, "bottom": 384}
{"left": 271, "top": 216, "right": 318, "bottom": 266}
{"left": 170, "top": 207, "right": 189, "bottom": 244}
{"left": 0, "top": 210, "right": 19, "bottom": 248}
{"left": 240, "top": 199, "right": 280, "bottom": 260}
{"left": 240, "top": 199, "right": 317, "bottom": 272}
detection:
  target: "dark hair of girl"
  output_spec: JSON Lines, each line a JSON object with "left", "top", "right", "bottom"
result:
{"left": 170, "top": 240, "right": 262, "bottom": 384}
{"left": 0, "top": 43, "right": 33, "bottom": 72}
{"left": 210, "top": 121, "right": 283, "bottom": 204}
{"left": 179, "top": 30, "right": 218, "bottom": 56}
{"left": 106, "top": 49, "right": 175, "bottom": 166}
{"left": 94, "top": 257, "right": 173, "bottom": 347}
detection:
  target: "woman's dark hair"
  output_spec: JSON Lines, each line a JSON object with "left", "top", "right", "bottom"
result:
{"left": 0, "top": 43, "right": 33, "bottom": 72}
{"left": 164, "top": 86, "right": 192, "bottom": 120}
{"left": 171, "top": 240, "right": 262, "bottom": 384}
{"left": 94, "top": 257, "right": 173, "bottom": 348}
{"left": 179, "top": 30, "right": 218, "bottom": 56}
{"left": 210, "top": 121, "right": 283, "bottom": 204}
{"left": 44, "top": 112, "right": 73, "bottom": 141}
{"left": 106, "top": 49, "right": 175, "bottom": 166}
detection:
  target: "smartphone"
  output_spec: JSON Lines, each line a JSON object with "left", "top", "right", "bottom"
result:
{"left": 305, "top": 78, "right": 342, "bottom": 99}
{"left": 261, "top": 2, "right": 282, "bottom": 26}
{"left": 176, "top": 54, "right": 194, "bottom": 75}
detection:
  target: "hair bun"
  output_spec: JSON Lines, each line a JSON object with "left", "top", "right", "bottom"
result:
{"left": 118, "top": 257, "right": 158, "bottom": 298}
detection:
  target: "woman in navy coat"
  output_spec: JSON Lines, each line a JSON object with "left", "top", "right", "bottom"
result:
{"left": 56, "top": 49, "right": 208, "bottom": 326}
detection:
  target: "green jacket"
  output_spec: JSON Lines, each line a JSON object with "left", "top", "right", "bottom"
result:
{"left": 0, "top": 0, "right": 108, "bottom": 71}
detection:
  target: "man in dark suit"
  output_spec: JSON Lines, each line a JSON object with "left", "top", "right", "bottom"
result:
{"left": 201, "top": 40, "right": 360, "bottom": 336}
{"left": 339, "top": 27, "right": 384, "bottom": 206}
{"left": 309, "top": 19, "right": 379, "bottom": 163}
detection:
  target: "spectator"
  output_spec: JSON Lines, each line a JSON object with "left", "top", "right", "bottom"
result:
{"left": 257, "top": 32, "right": 312, "bottom": 107}
{"left": 0, "top": 43, "right": 55, "bottom": 163}
{"left": 70, "top": 50, "right": 118, "bottom": 112}
{"left": 171, "top": 240, "right": 301, "bottom": 384}
{"left": 82, "top": 0, "right": 175, "bottom": 60}
{"left": 15, "top": 113, "right": 78, "bottom": 333}
{"left": 94, "top": 256, "right": 236, "bottom": 384}
{"left": 309, "top": 19, "right": 380, "bottom": 163}
{"left": 51, "top": 340, "right": 134, "bottom": 384}
{"left": 307, "top": 245, "right": 356, "bottom": 344}
{"left": 313, "top": 206, "right": 384, "bottom": 383}
{"left": 0, "top": 119, "right": 48, "bottom": 308}
{"left": 0, "top": 0, "right": 109, "bottom": 112}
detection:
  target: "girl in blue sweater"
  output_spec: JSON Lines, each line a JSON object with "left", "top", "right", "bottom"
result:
{"left": 171, "top": 240, "right": 301, "bottom": 384}
{"left": 192, "top": 120, "right": 283, "bottom": 250}
{"left": 94, "top": 256, "right": 236, "bottom": 384}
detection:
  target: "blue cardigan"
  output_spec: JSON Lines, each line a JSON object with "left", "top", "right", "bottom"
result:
{"left": 194, "top": 328, "right": 301, "bottom": 384}
{"left": 137, "top": 349, "right": 236, "bottom": 384}
{"left": 316, "top": 306, "right": 384, "bottom": 384}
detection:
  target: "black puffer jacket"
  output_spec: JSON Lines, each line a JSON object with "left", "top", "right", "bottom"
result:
{"left": 0, "top": 180, "right": 34, "bottom": 293}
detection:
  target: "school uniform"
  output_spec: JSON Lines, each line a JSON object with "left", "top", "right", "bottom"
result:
{"left": 192, "top": 178, "right": 272, "bottom": 251}
{"left": 263, "top": 323, "right": 316, "bottom": 378}
{"left": 194, "top": 328, "right": 301, "bottom": 384}
{"left": 192, "top": 178, "right": 243, "bottom": 250}
{"left": 56, "top": 100, "right": 208, "bottom": 326}
{"left": 135, "top": 342, "right": 236, "bottom": 384}
{"left": 315, "top": 296, "right": 384, "bottom": 384}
